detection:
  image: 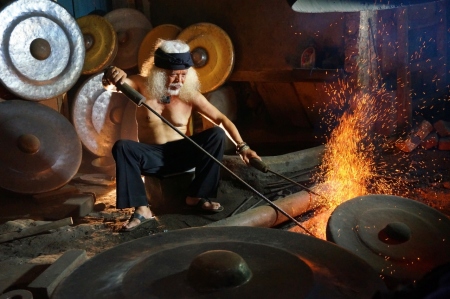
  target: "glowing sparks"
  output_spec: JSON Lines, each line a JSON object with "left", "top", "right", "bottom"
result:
{"left": 313, "top": 81, "right": 402, "bottom": 211}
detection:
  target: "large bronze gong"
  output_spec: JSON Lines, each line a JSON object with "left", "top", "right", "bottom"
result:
{"left": 0, "top": 100, "right": 82, "bottom": 194}
{"left": 177, "top": 23, "right": 235, "bottom": 94}
{"left": 52, "top": 227, "right": 386, "bottom": 299}
{"left": 77, "top": 15, "right": 118, "bottom": 75}
{"left": 0, "top": 0, "right": 85, "bottom": 101}
{"left": 137, "top": 24, "right": 182, "bottom": 73}
{"left": 104, "top": 8, "right": 152, "bottom": 70}
{"left": 72, "top": 73, "right": 137, "bottom": 157}
{"left": 327, "top": 194, "right": 450, "bottom": 288}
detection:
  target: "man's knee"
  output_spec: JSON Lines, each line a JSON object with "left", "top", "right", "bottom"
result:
{"left": 208, "top": 126, "right": 226, "bottom": 141}
{"left": 112, "top": 140, "right": 130, "bottom": 156}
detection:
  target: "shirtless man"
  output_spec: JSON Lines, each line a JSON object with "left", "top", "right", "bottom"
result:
{"left": 102, "top": 39, "right": 260, "bottom": 231}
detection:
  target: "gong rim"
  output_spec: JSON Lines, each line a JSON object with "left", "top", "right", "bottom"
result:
{"left": 77, "top": 15, "right": 118, "bottom": 75}
{"left": 326, "top": 194, "right": 450, "bottom": 285}
{"left": 104, "top": 8, "right": 152, "bottom": 70}
{"left": 137, "top": 24, "right": 182, "bottom": 73}
{"left": 177, "top": 23, "right": 235, "bottom": 94}
{"left": 52, "top": 226, "right": 386, "bottom": 299}
{"left": 0, "top": 0, "right": 85, "bottom": 101}
{"left": 0, "top": 100, "right": 82, "bottom": 194}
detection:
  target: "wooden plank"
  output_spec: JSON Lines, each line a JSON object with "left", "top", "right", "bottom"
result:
{"left": 0, "top": 217, "right": 73, "bottom": 244}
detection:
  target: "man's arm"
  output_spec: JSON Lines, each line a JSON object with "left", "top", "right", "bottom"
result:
{"left": 191, "top": 92, "right": 260, "bottom": 165}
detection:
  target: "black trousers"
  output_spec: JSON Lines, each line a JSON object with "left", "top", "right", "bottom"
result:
{"left": 112, "top": 126, "right": 226, "bottom": 209}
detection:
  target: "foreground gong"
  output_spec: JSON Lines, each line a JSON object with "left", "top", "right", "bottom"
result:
{"left": 104, "top": 8, "right": 152, "bottom": 70}
{"left": 327, "top": 194, "right": 450, "bottom": 288}
{"left": 52, "top": 227, "right": 386, "bottom": 299}
{"left": 177, "top": 23, "right": 234, "bottom": 94}
{"left": 72, "top": 73, "right": 137, "bottom": 157}
{"left": 138, "top": 24, "right": 182, "bottom": 73}
{"left": 77, "top": 15, "right": 118, "bottom": 75}
{"left": 0, "top": 100, "right": 82, "bottom": 194}
{"left": 0, "top": 0, "right": 85, "bottom": 101}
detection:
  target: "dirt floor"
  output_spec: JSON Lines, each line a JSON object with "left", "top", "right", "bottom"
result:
{"left": 0, "top": 148, "right": 450, "bottom": 296}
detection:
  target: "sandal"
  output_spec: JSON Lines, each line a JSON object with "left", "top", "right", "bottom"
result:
{"left": 120, "top": 212, "right": 156, "bottom": 232}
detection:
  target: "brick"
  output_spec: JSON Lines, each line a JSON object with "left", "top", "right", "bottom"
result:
{"left": 27, "top": 250, "right": 88, "bottom": 299}
{"left": 433, "top": 120, "right": 450, "bottom": 137}
{"left": 421, "top": 132, "right": 438, "bottom": 149}
{"left": 395, "top": 135, "right": 421, "bottom": 152}
{"left": 413, "top": 120, "right": 433, "bottom": 140}
{"left": 43, "top": 193, "right": 95, "bottom": 220}
{"left": 438, "top": 136, "right": 450, "bottom": 150}
{"left": 63, "top": 193, "right": 95, "bottom": 217}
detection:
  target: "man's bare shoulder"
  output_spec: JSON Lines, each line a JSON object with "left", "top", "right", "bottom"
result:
{"left": 187, "top": 90, "right": 208, "bottom": 105}
{"left": 127, "top": 74, "right": 147, "bottom": 92}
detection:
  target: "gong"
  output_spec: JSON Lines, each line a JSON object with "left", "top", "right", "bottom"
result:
{"left": 72, "top": 73, "right": 138, "bottom": 157}
{"left": 137, "top": 24, "right": 182, "bottom": 73}
{"left": 0, "top": 0, "right": 85, "bottom": 101}
{"left": 104, "top": 8, "right": 152, "bottom": 70}
{"left": 177, "top": 23, "right": 234, "bottom": 94}
{"left": 77, "top": 15, "right": 118, "bottom": 75}
{"left": 52, "top": 227, "right": 386, "bottom": 299}
{"left": 326, "top": 194, "right": 450, "bottom": 288}
{"left": 0, "top": 100, "right": 82, "bottom": 194}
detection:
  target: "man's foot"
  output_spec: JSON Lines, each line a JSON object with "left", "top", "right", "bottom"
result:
{"left": 185, "top": 197, "right": 224, "bottom": 213}
{"left": 121, "top": 205, "right": 154, "bottom": 232}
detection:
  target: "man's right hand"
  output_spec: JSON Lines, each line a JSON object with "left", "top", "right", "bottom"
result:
{"left": 102, "top": 66, "right": 127, "bottom": 87}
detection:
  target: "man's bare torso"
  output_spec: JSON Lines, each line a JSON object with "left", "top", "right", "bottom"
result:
{"left": 133, "top": 76, "right": 193, "bottom": 145}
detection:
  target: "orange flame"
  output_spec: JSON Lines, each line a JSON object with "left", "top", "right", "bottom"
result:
{"left": 304, "top": 81, "right": 406, "bottom": 239}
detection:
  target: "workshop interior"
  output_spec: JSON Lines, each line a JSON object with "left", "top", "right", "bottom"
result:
{"left": 1, "top": 0, "right": 450, "bottom": 298}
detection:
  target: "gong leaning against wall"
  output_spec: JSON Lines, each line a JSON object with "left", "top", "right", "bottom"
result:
{"left": 104, "top": 8, "right": 153, "bottom": 70}
{"left": 52, "top": 226, "right": 386, "bottom": 299}
{"left": 77, "top": 15, "right": 118, "bottom": 75}
{"left": 0, "top": 0, "right": 85, "bottom": 101}
{"left": 326, "top": 194, "right": 450, "bottom": 288}
{"left": 177, "top": 23, "right": 235, "bottom": 94}
{"left": 0, "top": 100, "right": 82, "bottom": 194}
{"left": 138, "top": 24, "right": 182, "bottom": 74}
{"left": 72, "top": 73, "right": 137, "bottom": 158}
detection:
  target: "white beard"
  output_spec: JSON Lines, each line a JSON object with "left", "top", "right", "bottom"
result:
{"left": 167, "top": 83, "right": 183, "bottom": 96}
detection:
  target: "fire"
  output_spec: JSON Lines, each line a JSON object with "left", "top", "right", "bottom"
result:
{"left": 304, "top": 81, "right": 406, "bottom": 239}
{"left": 314, "top": 83, "right": 390, "bottom": 209}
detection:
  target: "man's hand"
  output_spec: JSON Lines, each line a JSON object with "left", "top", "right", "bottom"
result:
{"left": 102, "top": 66, "right": 127, "bottom": 87}
{"left": 239, "top": 148, "right": 260, "bottom": 165}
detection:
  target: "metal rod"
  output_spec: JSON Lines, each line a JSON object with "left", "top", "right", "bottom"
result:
{"left": 267, "top": 169, "right": 330, "bottom": 202}
{"left": 115, "top": 82, "right": 315, "bottom": 236}
{"left": 230, "top": 196, "right": 253, "bottom": 216}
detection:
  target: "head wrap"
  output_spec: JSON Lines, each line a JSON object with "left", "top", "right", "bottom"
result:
{"left": 154, "top": 48, "right": 194, "bottom": 70}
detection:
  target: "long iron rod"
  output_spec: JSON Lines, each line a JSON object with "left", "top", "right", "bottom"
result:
{"left": 249, "top": 158, "right": 330, "bottom": 202}
{"left": 116, "top": 82, "right": 315, "bottom": 236}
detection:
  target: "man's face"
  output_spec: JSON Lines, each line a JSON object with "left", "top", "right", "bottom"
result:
{"left": 166, "top": 69, "right": 188, "bottom": 96}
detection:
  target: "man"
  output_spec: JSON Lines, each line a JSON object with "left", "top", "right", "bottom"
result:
{"left": 102, "top": 39, "right": 260, "bottom": 231}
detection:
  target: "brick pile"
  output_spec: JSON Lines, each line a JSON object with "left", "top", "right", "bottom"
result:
{"left": 395, "top": 120, "right": 450, "bottom": 152}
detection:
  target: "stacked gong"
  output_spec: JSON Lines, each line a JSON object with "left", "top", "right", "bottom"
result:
{"left": 0, "top": 0, "right": 84, "bottom": 194}
{"left": 72, "top": 8, "right": 153, "bottom": 176}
